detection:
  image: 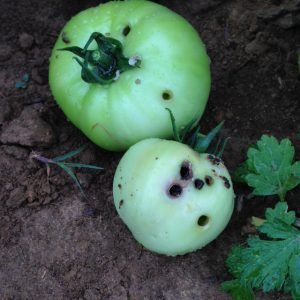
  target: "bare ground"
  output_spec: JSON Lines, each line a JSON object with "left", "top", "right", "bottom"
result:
{"left": 1, "top": 0, "right": 300, "bottom": 299}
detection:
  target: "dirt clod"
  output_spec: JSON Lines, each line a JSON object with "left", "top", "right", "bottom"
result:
{"left": 0, "top": 101, "right": 12, "bottom": 125}
{"left": 0, "top": 45, "right": 12, "bottom": 62}
{"left": 0, "top": 107, "right": 57, "bottom": 147}
{"left": 245, "top": 32, "right": 269, "bottom": 56}
{"left": 6, "top": 186, "right": 26, "bottom": 208}
{"left": 19, "top": 33, "right": 34, "bottom": 50}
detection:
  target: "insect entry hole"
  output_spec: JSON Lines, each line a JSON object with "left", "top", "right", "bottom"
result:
{"left": 197, "top": 215, "right": 209, "bottom": 227}
{"left": 180, "top": 161, "right": 193, "bottom": 180}
{"left": 122, "top": 25, "right": 131, "bottom": 36}
{"left": 162, "top": 90, "right": 173, "bottom": 100}
{"left": 168, "top": 184, "right": 182, "bottom": 198}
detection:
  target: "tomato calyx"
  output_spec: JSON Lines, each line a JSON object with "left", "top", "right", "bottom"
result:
{"left": 165, "top": 108, "right": 228, "bottom": 157}
{"left": 59, "top": 32, "right": 141, "bottom": 85}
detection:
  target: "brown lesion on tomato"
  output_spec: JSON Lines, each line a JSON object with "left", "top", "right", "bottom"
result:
{"left": 205, "top": 175, "right": 214, "bottom": 186}
{"left": 220, "top": 176, "right": 231, "bottom": 189}
{"left": 135, "top": 79, "right": 141, "bottom": 84}
{"left": 122, "top": 25, "right": 131, "bottom": 37}
{"left": 207, "top": 154, "right": 224, "bottom": 166}
{"left": 62, "top": 32, "right": 70, "bottom": 44}
{"left": 119, "top": 199, "right": 124, "bottom": 209}
{"left": 180, "top": 161, "right": 193, "bottom": 180}
{"left": 168, "top": 183, "right": 183, "bottom": 198}
{"left": 194, "top": 178, "right": 204, "bottom": 190}
{"left": 118, "top": 184, "right": 122, "bottom": 189}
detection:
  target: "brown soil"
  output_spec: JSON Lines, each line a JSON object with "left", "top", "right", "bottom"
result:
{"left": 1, "top": 0, "right": 300, "bottom": 299}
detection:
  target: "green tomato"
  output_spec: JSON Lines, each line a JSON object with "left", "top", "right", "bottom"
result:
{"left": 113, "top": 138, "right": 234, "bottom": 256}
{"left": 49, "top": 0, "right": 211, "bottom": 151}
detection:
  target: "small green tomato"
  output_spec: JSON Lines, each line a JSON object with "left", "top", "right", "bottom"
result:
{"left": 113, "top": 138, "right": 234, "bottom": 256}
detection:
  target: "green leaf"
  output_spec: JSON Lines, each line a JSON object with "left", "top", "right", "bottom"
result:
{"left": 35, "top": 146, "right": 103, "bottom": 197}
{"left": 264, "top": 202, "right": 295, "bottom": 225}
{"left": 165, "top": 108, "right": 181, "bottom": 142}
{"left": 221, "top": 280, "right": 255, "bottom": 300}
{"left": 234, "top": 162, "right": 250, "bottom": 182}
{"left": 234, "top": 135, "right": 300, "bottom": 200}
{"left": 52, "top": 145, "right": 87, "bottom": 162}
{"left": 286, "top": 254, "right": 300, "bottom": 299}
{"left": 223, "top": 202, "right": 300, "bottom": 300}
{"left": 194, "top": 121, "right": 224, "bottom": 153}
{"left": 57, "top": 162, "right": 84, "bottom": 195}
{"left": 63, "top": 162, "right": 103, "bottom": 170}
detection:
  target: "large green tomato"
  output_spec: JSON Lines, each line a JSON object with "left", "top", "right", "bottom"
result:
{"left": 49, "top": 0, "right": 211, "bottom": 151}
{"left": 113, "top": 138, "right": 234, "bottom": 256}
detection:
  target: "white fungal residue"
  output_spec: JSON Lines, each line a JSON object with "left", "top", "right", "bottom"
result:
{"left": 113, "top": 70, "right": 121, "bottom": 81}
{"left": 128, "top": 55, "right": 141, "bottom": 66}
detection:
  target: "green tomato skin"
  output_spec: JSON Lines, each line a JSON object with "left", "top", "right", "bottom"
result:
{"left": 49, "top": 0, "right": 211, "bottom": 151}
{"left": 113, "top": 139, "right": 235, "bottom": 256}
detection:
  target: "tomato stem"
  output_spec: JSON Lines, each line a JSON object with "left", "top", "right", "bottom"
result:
{"left": 58, "top": 32, "right": 141, "bottom": 84}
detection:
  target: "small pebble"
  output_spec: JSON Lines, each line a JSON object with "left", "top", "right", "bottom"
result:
{"left": 19, "top": 33, "right": 34, "bottom": 50}
{"left": 0, "top": 45, "right": 12, "bottom": 61}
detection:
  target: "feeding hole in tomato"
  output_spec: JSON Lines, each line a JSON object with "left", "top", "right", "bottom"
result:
{"left": 162, "top": 90, "right": 173, "bottom": 101}
{"left": 205, "top": 175, "right": 214, "bottom": 186}
{"left": 168, "top": 184, "right": 182, "bottom": 198}
{"left": 180, "top": 161, "right": 193, "bottom": 180}
{"left": 119, "top": 199, "right": 124, "bottom": 209}
{"left": 194, "top": 179, "right": 204, "bottom": 190}
{"left": 122, "top": 25, "right": 131, "bottom": 37}
{"left": 197, "top": 215, "right": 209, "bottom": 227}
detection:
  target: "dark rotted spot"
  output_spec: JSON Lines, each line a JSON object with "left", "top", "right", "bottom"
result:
{"left": 122, "top": 25, "right": 131, "bottom": 36}
{"left": 220, "top": 176, "right": 231, "bottom": 189}
{"left": 207, "top": 154, "right": 223, "bottom": 166}
{"left": 155, "top": 157, "right": 159, "bottom": 160}
{"left": 62, "top": 32, "right": 70, "bottom": 44}
{"left": 169, "top": 184, "right": 182, "bottom": 198}
{"left": 205, "top": 175, "right": 214, "bottom": 186}
{"left": 180, "top": 161, "right": 193, "bottom": 180}
{"left": 197, "top": 215, "right": 209, "bottom": 226}
{"left": 119, "top": 199, "right": 124, "bottom": 209}
{"left": 118, "top": 183, "right": 122, "bottom": 189}
{"left": 162, "top": 90, "right": 173, "bottom": 100}
{"left": 194, "top": 179, "right": 205, "bottom": 190}
{"left": 135, "top": 79, "right": 141, "bottom": 84}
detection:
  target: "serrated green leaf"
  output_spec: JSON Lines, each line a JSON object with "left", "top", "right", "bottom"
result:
{"left": 223, "top": 202, "right": 300, "bottom": 299}
{"left": 226, "top": 246, "right": 246, "bottom": 278}
{"left": 234, "top": 162, "right": 251, "bottom": 182}
{"left": 288, "top": 254, "right": 300, "bottom": 299}
{"left": 235, "top": 135, "right": 300, "bottom": 200}
{"left": 246, "top": 173, "right": 279, "bottom": 196}
{"left": 265, "top": 202, "right": 295, "bottom": 225}
{"left": 221, "top": 280, "right": 255, "bottom": 300}
{"left": 286, "top": 162, "right": 300, "bottom": 191}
